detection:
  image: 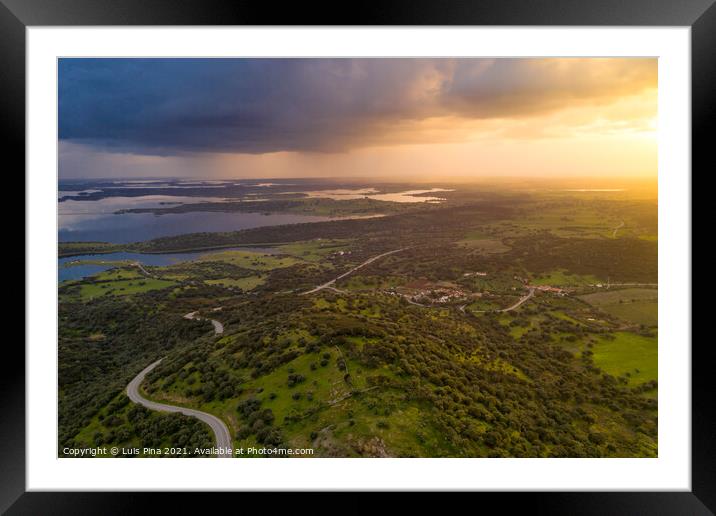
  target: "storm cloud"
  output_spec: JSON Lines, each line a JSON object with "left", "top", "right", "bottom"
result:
{"left": 59, "top": 58, "right": 656, "bottom": 156}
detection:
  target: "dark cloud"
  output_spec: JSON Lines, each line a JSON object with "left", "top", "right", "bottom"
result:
{"left": 59, "top": 58, "right": 656, "bottom": 156}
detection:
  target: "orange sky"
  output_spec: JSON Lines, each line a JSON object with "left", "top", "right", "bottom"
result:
{"left": 59, "top": 58, "right": 657, "bottom": 180}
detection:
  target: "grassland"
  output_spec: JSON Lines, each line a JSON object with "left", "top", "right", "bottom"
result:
{"left": 466, "top": 295, "right": 519, "bottom": 312}
{"left": 275, "top": 239, "right": 352, "bottom": 262}
{"left": 579, "top": 288, "right": 658, "bottom": 327}
{"left": 530, "top": 269, "right": 602, "bottom": 286}
{"left": 457, "top": 230, "right": 510, "bottom": 254}
{"left": 579, "top": 288, "right": 658, "bottom": 305}
{"left": 508, "top": 203, "right": 625, "bottom": 239}
{"left": 205, "top": 276, "right": 266, "bottom": 291}
{"left": 601, "top": 302, "right": 658, "bottom": 327}
{"left": 76, "top": 278, "right": 177, "bottom": 301}
{"left": 342, "top": 274, "right": 406, "bottom": 291}
{"left": 197, "top": 250, "right": 302, "bottom": 270}
{"left": 590, "top": 332, "right": 657, "bottom": 385}
{"left": 92, "top": 268, "right": 143, "bottom": 281}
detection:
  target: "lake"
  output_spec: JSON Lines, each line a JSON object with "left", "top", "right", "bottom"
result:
{"left": 57, "top": 182, "right": 443, "bottom": 282}
{"left": 58, "top": 247, "right": 276, "bottom": 282}
{"left": 58, "top": 191, "right": 379, "bottom": 243}
{"left": 59, "top": 210, "right": 340, "bottom": 243}
{"left": 290, "top": 187, "right": 453, "bottom": 202}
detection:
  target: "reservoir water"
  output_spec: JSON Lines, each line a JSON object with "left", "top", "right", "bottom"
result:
{"left": 59, "top": 210, "right": 338, "bottom": 244}
{"left": 57, "top": 189, "right": 387, "bottom": 243}
{"left": 59, "top": 247, "right": 276, "bottom": 283}
{"left": 57, "top": 181, "right": 444, "bottom": 282}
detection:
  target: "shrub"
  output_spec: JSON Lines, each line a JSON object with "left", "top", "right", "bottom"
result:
{"left": 287, "top": 373, "right": 306, "bottom": 387}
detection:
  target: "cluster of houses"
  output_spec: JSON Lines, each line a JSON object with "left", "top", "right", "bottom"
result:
{"left": 413, "top": 287, "right": 471, "bottom": 304}
{"left": 383, "top": 270, "right": 572, "bottom": 307}
{"left": 387, "top": 280, "right": 475, "bottom": 306}
{"left": 531, "top": 285, "right": 565, "bottom": 294}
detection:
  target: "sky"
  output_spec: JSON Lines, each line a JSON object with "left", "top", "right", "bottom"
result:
{"left": 58, "top": 58, "right": 657, "bottom": 180}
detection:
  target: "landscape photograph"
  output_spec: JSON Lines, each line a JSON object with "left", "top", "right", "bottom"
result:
{"left": 58, "top": 57, "right": 658, "bottom": 459}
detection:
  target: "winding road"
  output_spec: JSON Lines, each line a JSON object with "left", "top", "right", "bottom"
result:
{"left": 469, "top": 287, "right": 535, "bottom": 314}
{"left": 128, "top": 261, "right": 155, "bottom": 277}
{"left": 183, "top": 311, "right": 224, "bottom": 334}
{"left": 126, "top": 359, "right": 233, "bottom": 457}
{"left": 126, "top": 310, "right": 230, "bottom": 457}
{"left": 500, "top": 287, "right": 535, "bottom": 312}
{"left": 300, "top": 247, "right": 409, "bottom": 295}
{"left": 612, "top": 220, "right": 625, "bottom": 238}
{"left": 606, "top": 282, "right": 658, "bottom": 287}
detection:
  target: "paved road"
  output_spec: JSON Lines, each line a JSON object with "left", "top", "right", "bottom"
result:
{"left": 183, "top": 311, "right": 224, "bottom": 335}
{"left": 500, "top": 287, "right": 535, "bottom": 312}
{"left": 601, "top": 282, "right": 658, "bottom": 290}
{"left": 322, "top": 286, "right": 348, "bottom": 295}
{"left": 605, "top": 283, "right": 658, "bottom": 287}
{"left": 469, "top": 287, "right": 535, "bottom": 314}
{"left": 612, "top": 220, "right": 625, "bottom": 238}
{"left": 126, "top": 359, "right": 233, "bottom": 458}
{"left": 130, "top": 261, "right": 154, "bottom": 277}
{"left": 300, "top": 247, "right": 409, "bottom": 295}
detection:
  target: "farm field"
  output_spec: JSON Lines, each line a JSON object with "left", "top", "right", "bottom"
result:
{"left": 66, "top": 277, "right": 177, "bottom": 301}
{"left": 205, "top": 276, "right": 266, "bottom": 291}
{"left": 601, "top": 301, "right": 658, "bottom": 327}
{"left": 531, "top": 270, "right": 602, "bottom": 287}
{"left": 591, "top": 332, "right": 658, "bottom": 385}
{"left": 579, "top": 288, "right": 658, "bottom": 327}
{"left": 197, "top": 250, "right": 302, "bottom": 270}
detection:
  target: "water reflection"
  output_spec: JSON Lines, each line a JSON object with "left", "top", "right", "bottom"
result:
{"left": 293, "top": 187, "right": 453, "bottom": 202}
{"left": 58, "top": 194, "right": 230, "bottom": 214}
{"left": 59, "top": 211, "right": 338, "bottom": 244}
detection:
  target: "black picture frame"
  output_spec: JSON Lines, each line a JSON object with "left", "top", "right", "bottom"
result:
{"left": 4, "top": 0, "right": 709, "bottom": 512}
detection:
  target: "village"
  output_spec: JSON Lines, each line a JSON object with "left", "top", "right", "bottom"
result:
{"left": 381, "top": 271, "right": 568, "bottom": 311}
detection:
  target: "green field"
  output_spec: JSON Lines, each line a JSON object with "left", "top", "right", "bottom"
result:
{"left": 342, "top": 274, "right": 406, "bottom": 291}
{"left": 579, "top": 288, "right": 658, "bottom": 305}
{"left": 457, "top": 231, "right": 510, "bottom": 254}
{"left": 223, "top": 351, "right": 442, "bottom": 457}
{"left": 531, "top": 269, "right": 602, "bottom": 286}
{"left": 276, "top": 239, "right": 352, "bottom": 262}
{"left": 78, "top": 278, "right": 177, "bottom": 300}
{"left": 510, "top": 206, "right": 617, "bottom": 238}
{"left": 91, "top": 268, "right": 143, "bottom": 281}
{"left": 579, "top": 288, "right": 658, "bottom": 326}
{"left": 205, "top": 275, "right": 266, "bottom": 291}
{"left": 591, "top": 332, "right": 657, "bottom": 385}
{"left": 197, "top": 250, "right": 302, "bottom": 270}
{"left": 600, "top": 301, "right": 658, "bottom": 327}
{"left": 466, "top": 295, "right": 519, "bottom": 312}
